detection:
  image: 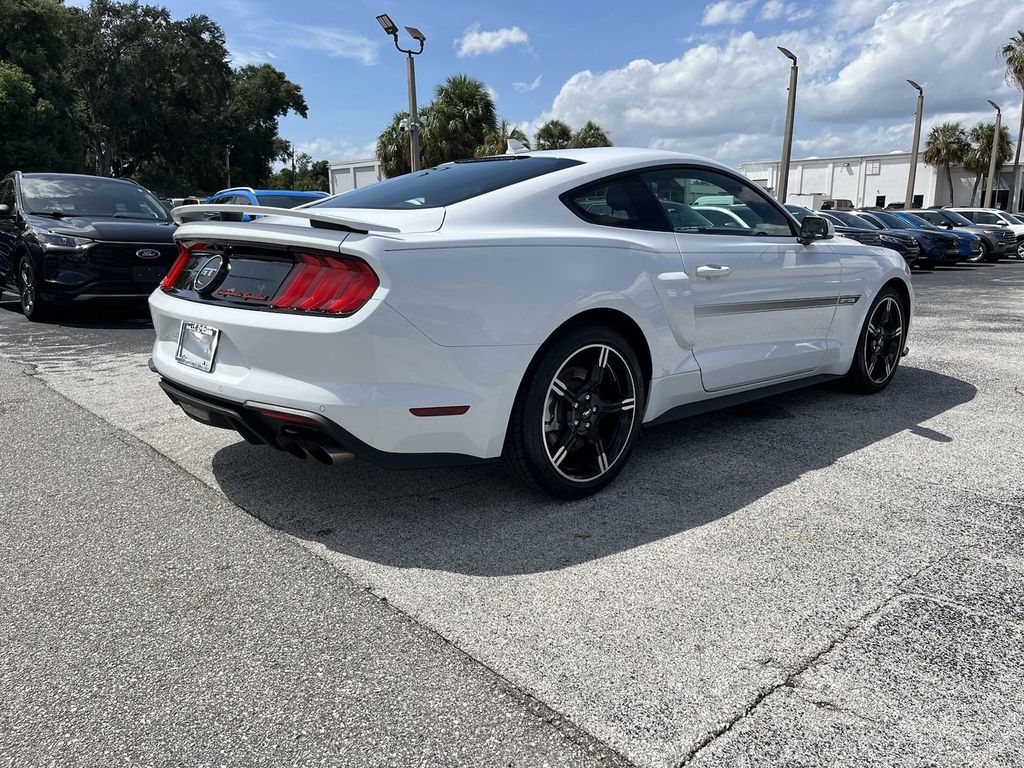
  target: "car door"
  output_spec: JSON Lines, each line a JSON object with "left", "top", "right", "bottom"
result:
{"left": 639, "top": 166, "right": 841, "bottom": 392}
{"left": 0, "top": 177, "right": 19, "bottom": 288}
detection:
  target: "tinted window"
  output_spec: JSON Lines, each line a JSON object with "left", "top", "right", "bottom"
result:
{"left": 641, "top": 167, "right": 794, "bottom": 236}
{"left": 565, "top": 175, "right": 669, "bottom": 231}
{"left": 313, "top": 157, "right": 580, "bottom": 210}
{"left": 974, "top": 211, "right": 1001, "bottom": 224}
{"left": 785, "top": 205, "right": 812, "bottom": 222}
{"left": 891, "top": 212, "right": 940, "bottom": 230}
{"left": 209, "top": 195, "right": 234, "bottom": 205}
{"left": 933, "top": 209, "right": 973, "bottom": 226}
{"left": 827, "top": 211, "right": 880, "bottom": 229}
{"left": 256, "top": 194, "right": 319, "bottom": 209}
{"left": 21, "top": 175, "right": 169, "bottom": 220}
{"left": 868, "top": 210, "right": 921, "bottom": 230}
{"left": 0, "top": 179, "right": 14, "bottom": 210}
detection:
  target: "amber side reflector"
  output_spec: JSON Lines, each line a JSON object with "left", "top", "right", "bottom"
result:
{"left": 409, "top": 405, "right": 471, "bottom": 417}
{"left": 257, "top": 409, "right": 318, "bottom": 425}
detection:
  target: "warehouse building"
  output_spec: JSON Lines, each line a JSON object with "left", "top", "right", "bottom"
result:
{"left": 328, "top": 158, "right": 383, "bottom": 196}
{"left": 739, "top": 151, "right": 1022, "bottom": 211}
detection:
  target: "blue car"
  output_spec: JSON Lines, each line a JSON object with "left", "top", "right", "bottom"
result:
{"left": 855, "top": 209, "right": 961, "bottom": 267}
{"left": 888, "top": 211, "right": 981, "bottom": 262}
{"left": 204, "top": 187, "right": 329, "bottom": 221}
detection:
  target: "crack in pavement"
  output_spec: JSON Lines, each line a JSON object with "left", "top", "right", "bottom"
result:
{"left": 675, "top": 550, "right": 954, "bottom": 767}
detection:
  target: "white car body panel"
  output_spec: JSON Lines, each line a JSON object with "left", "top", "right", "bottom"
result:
{"left": 150, "top": 148, "right": 912, "bottom": 464}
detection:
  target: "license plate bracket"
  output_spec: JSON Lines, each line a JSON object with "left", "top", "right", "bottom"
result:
{"left": 175, "top": 321, "right": 220, "bottom": 373}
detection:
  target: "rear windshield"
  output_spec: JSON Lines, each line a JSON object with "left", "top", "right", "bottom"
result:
{"left": 312, "top": 156, "right": 581, "bottom": 210}
{"left": 256, "top": 194, "right": 321, "bottom": 209}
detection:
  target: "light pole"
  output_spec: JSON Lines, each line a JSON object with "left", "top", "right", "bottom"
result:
{"left": 905, "top": 80, "right": 924, "bottom": 209}
{"left": 985, "top": 100, "right": 1001, "bottom": 209}
{"left": 376, "top": 13, "right": 426, "bottom": 173}
{"left": 225, "top": 144, "right": 233, "bottom": 188}
{"left": 776, "top": 46, "right": 798, "bottom": 204}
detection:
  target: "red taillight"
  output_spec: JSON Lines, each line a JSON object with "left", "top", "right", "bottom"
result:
{"left": 271, "top": 253, "right": 379, "bottom": 315}
{"left": 160, "top": 241, "right": 206, "bottom": 292}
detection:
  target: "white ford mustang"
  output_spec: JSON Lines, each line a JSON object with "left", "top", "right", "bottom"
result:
{"left": 150, "top": 148, "right": 912, "bottom": 497}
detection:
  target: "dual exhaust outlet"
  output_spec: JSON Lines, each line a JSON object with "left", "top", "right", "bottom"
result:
{"left": 277, "top": 434, "right": 354, "bottom": 465}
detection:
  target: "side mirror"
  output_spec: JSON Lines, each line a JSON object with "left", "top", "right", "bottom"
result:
{"left": 798, "top": 214, "right": 833, "bottom": 244}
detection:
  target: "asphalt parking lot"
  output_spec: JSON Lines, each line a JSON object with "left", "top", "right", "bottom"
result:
{"left": 2, "top": 261, "right": 1023, "bottom": 767}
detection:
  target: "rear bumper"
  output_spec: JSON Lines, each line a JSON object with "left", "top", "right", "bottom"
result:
{"left": 148, "top": 289, "right": 537, "bottom": 460}
{"left": 157, "top": 376, "right": 485, "bottom": 468}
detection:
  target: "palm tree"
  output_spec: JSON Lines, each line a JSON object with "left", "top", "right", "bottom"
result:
{"left": 1002, "top": 30, "right": 1024, "bottom": 210}
{"left": 421, "top": 74, "right": 497, "bottom": 166}
{"left": 376, "top": 111, "right": 414, "bottom": 178}
{"left": 474, "top": 119, "right": 530, "bottom": 157}
{"left": 570, "top": 121, "right": 612, "bottom": 148}
{"left": 922, "top": 122, "right": 968, "bottom": 206}
{"left": 965, "top": 122, "right": 1014, "bottom": 205}
{"left": 534, "top": 119, "right": 573, "bottom": 150}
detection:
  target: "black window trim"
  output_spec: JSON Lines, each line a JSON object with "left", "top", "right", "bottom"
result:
{"left": 560, "top": 163, "right": 799, "bottom": 237}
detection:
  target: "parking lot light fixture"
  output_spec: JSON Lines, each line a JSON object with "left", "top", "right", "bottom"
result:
{"left": 985, "top": 100, "right": 1001, "bottom": 208}
{"left": 777, "top": 46, "right": 798, "bottom": 204}
{"left": 376, "top": 12, "right": 426, "bottom": 173}
{"left": 905, "top": 80, "right": 924, "bottom": 209}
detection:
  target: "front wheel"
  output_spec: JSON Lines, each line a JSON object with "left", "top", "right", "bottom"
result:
{"left": 845, "top": 287, "right": 906, "bottom": 393}
{"left": 969, "top": 240, "right": 989, "bottom": 264}
{"left": 18, "top": 257, "right": 52, "bottom": 322}
{"left": 504, "top": 326, "right": 645, "bottom": 498}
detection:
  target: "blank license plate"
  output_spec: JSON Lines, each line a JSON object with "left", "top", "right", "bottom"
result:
{"left": 175, "top": 321, "right": 220, "bottom": 373}
{"left": 133, "top": 265, "right": 168, "bottom": 283}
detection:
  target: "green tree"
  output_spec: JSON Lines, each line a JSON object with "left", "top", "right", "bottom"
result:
{"left": 474, "top": 119, "right": 530, "bottom": 157}
{"left": 570, "top": 120, "right": 612, "bottom": 148}
{"left": 534, "top": 119, "right": 572, "bottom": 150}
{"left": 421, "top": 74, "right": 497, "bottom": 167}
{"left": 965, "top": 122, "right": 1013, "bottom": 205}
{"left": 1002, "top": 30, "right": 1024, "bottom": 210}
{"left": 0, "top": 0, "right": 83, "bottom": 175}
{"left": 922, "top": 121, "right": 969, "bottom": 206}
{"left": 376, "top": 110, "right": 416, "bottom": 178}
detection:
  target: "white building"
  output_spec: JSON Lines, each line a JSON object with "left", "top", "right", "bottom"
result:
{"left": 739, "top": 151, "right": 1022, "bottom": 210}
{"left": 329, "top": 158, "right": 383, "bottom": 196}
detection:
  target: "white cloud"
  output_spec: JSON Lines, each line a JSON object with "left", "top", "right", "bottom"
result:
{"left": 760, "top": 0, "right": 785, "bottom": 19}
{"left": 455, "top": 23, "right": 530, "bottom": 57}
{"left": 277, "top": 137, "right": 377, "bottom": 167}
{"left": 531, "top": 0, "right": 1024, "bottom": 166}
{"left": 760, "top": 1, "right": 813, "bottom": 21}
{"left": 227, "top": 48, "right": 277, "bottom": 67}
{"left": 701, "top": 0, "right": 756, "bottom": 26}
{"left": 237, "top": 21, "right": 379, "bottom": 66}
{"left": 513, "top": 74, "right": 543, "bottom": 93}
{"left": 486, "top": 85, "right": 499, "bottom": 104}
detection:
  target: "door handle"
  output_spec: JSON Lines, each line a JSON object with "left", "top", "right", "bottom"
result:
{"left": 696, "top": 264, "right": 732, "bottom": 278}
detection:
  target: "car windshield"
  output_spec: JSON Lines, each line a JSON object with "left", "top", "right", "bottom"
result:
{"left": 891, "top": 212, "right": 940, "bottom": 230}
{"left": 932, "top": 209, "right": 974, "bottom": 226}
{"left": 1009, "top": 213, "right": 1024, "bottom": 224}
{"left": 827, "top": 211, "right": 880, "bottom": 229}
{"left": 21, "top": 175, "right": 170, "bottom": 220}
{"left": 256, "top": 194, "right": 321, "bottom": 209}
{"left": 312, "top": 156, "right": 581, "bottom": 210}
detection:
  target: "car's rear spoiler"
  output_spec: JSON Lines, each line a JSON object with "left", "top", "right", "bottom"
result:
{"left": 171, "top": 204, "right": 400, "bottom": 234}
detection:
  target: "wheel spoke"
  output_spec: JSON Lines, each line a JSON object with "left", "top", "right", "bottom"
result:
{"left": 603, "top": 397, "right": 636, "bottom": 414}
{"left": 595, "top": 440, "right": 609, "bottom": 473}
{"left": 549, "top": 377, "right": 576, "bottom": 405}
{"left": 549, "top": 429, "right": 576, "bottom": 467}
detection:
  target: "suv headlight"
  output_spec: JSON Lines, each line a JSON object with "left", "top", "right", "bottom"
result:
{"left": 879, "top": 234, "right": 902, "bottom": 245}
{"left": 34, "top": 230, "right": 95, "bottom": 253}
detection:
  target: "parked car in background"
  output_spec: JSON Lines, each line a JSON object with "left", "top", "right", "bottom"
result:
{"left": 947, "top": 207, "right": 1024, "bottom": 259}
{"left": 815, "top": 210, "right": 920, "bottom": 267}
{"left": 153, "top": 148, "right": 912, "bottom": 498}
{"left": 692, "top": 205, "right": 750, "bottom": 230}
{"left": 0, "top": 172, "right": 177, "bottom": 320}
{"left": 885, "top": 211, "right": 981, "bottom": 263}
{"left": 906, "top": 208, "right": 1014, "bottom": 262}
{"left": 855, "top": 209, "right": 960, "bottom": 268}
{"left": 786, "top": 204, "right": 883, "bottom": 246}
{"left": 204, "top": 187, "right": 329, "bottom": 221}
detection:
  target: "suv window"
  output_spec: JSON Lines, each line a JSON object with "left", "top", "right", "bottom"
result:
{"left": 564, "top": 175, "right": 669, "bottom": 231}
{"left": 973, "top": 211, "right": 1002, "bottom": 225}
{"left": 640, "top": 167, "right": 794, "bottom": 236}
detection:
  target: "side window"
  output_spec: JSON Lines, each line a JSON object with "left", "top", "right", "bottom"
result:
{"left": 974, "top": 211, "right": 999, "bottom": 225}
{"left": 233, "top": 194, "right": 254, "bottom": 205}
{"left": 916, "top": 211, "right": 941, "bottom": 225}
{"left": 957, "top": 210, "right": 977, "bottom": 222}
{"left": 639, "top": 167, "right": 795, "bottom": 236}
{"left": 563, "top": 175, "right": 669, "bottom": 231}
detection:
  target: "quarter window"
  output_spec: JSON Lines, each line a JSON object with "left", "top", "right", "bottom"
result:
{"left": 639, "top": 167, "right": 795, "bottom": 236}
{"left": 564, "top": 175, "right": 669, "bottom": 231}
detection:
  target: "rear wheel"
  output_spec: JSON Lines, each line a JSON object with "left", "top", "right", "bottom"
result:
{"left": 504, "top": 326, "right": 644, "bottom": 498}
{"left": 18, "top": 257, "right": 52, "bottom": 322}
{"left": 1017, "top": 238, "right": 1024, "bottom": 259}
{"left": 845, "top": 287, "right": 906, "bottom": 393}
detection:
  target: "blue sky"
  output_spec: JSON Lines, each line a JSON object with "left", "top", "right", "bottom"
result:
{"left": 73, "top": 0, "right": 1024, "bottom": 166}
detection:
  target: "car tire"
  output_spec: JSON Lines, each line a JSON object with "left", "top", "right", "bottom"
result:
{"left": 504, "top": 325, "right": 645, "bottom": 498}
{"left": 970, "top": 240, "right": 989, "bottom": 264}
{"left": 18, "top": 257, "right": 52, "bottom": 322}
{"left": 1017, "top": 238, "right": 1024, "bottom": 260}
{"left": 845, "top": 286, "right": 906, "bottom": 394}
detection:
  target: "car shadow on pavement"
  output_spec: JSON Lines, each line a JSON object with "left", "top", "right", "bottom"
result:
{"left": 211, "top": 365, "right": 975, "bottom": 576}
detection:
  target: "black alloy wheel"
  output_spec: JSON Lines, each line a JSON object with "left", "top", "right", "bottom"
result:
{"left": 846, "top": 287, "right": 905, "bottom": 393}
{"left": 505, "top": 326, "right": 644, "bottom": 498}
{"left": 18, "top": 257, "right": 51, "bottom": 321}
